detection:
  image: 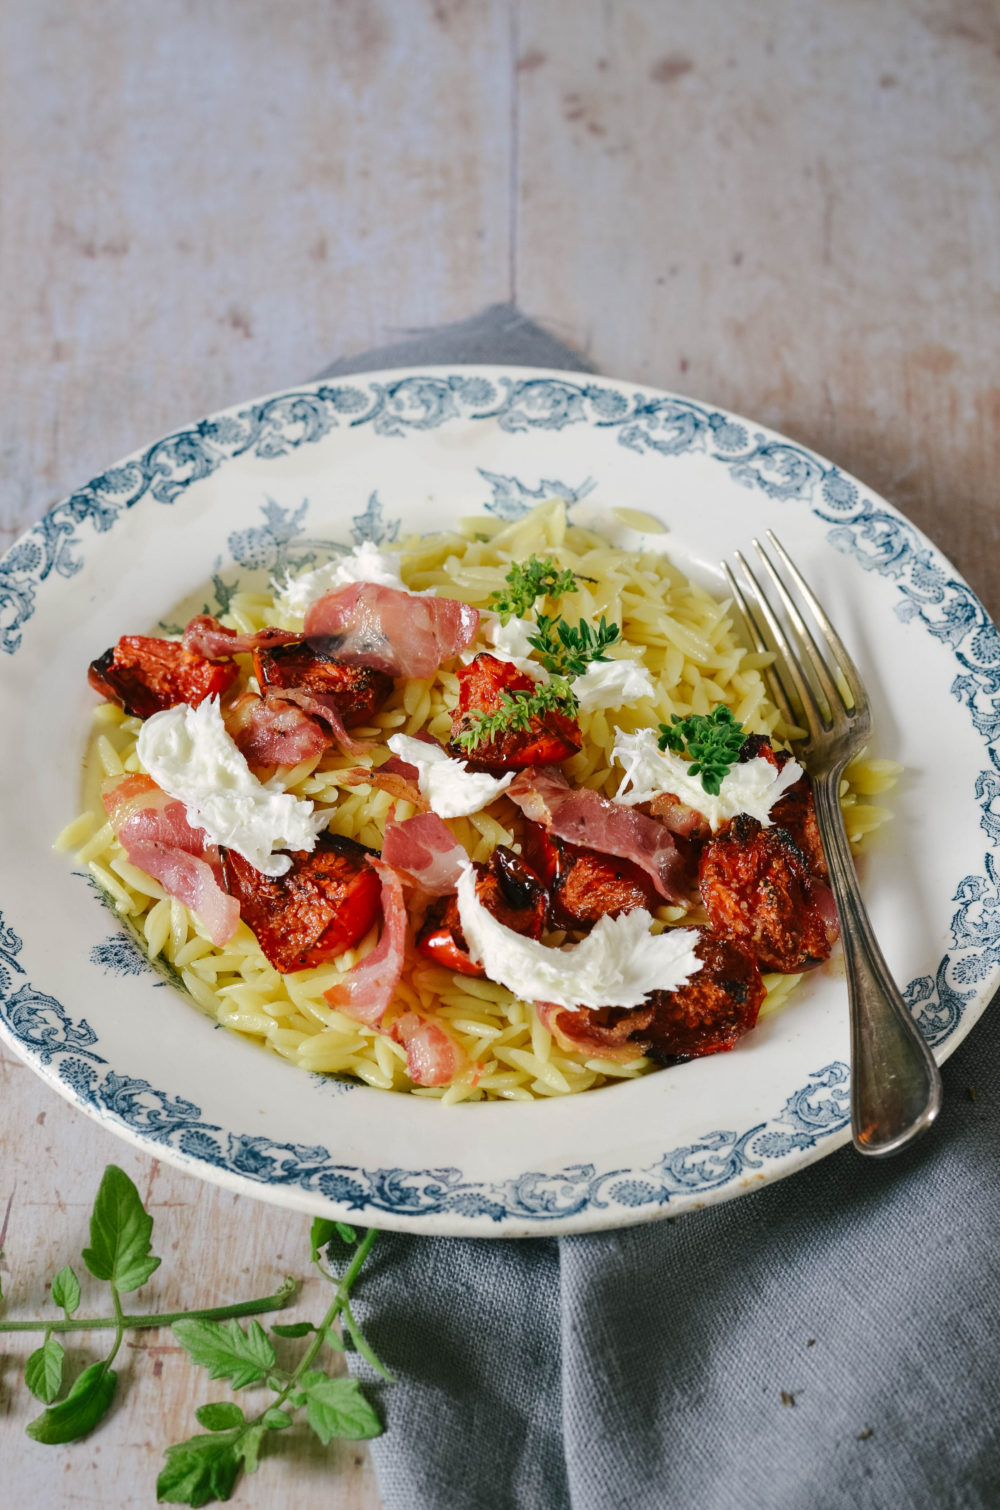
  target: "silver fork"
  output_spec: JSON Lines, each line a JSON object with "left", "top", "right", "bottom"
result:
{"left": 724, "top": 532, "right": 942, "bottom": 1157}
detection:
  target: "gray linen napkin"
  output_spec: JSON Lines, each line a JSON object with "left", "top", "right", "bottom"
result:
{"left": 321, "top": 306, "right": 1000, "bottom": 1510}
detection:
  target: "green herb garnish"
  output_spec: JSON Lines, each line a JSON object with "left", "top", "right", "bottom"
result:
{"left": 0, "top": 1165, "right": 389, "bottom": 1505}
{"left": 528, "top": 613, "right": 622, "bottom": 678}
{"left": 657, "top": 706, "right": 746, "bottom": 796}
{"left": 454, "top": 678, "right": 576, "bottom": 755}
{"left": 487, "top": 555, "right": 582, "bottom": 623}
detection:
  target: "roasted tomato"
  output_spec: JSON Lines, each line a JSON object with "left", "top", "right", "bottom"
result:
{"left": 739, "top": 734, "right": 826, "bottom": 879}
{"left": 448, "top": 654, "right": 581, "bottom": 772}
{"left": 88, "top": 636, "right": 238, "bottom": 718}
{"left": 637, "top": 930, "right": 765, "bottom": 1060}
{"left": 417, "top": 846, "right": 547, "bottom": 976}
{"left": 532, "top": 831, "right": 659, "bottom": 931}
{"left": 254, "top": 639, "right": 393, "bottom": 727}
{"left": 220, "top": 833, "right": 382, "bottom": 974}
{"left": 699, "top": 813, "right": 838, "bottom": 972}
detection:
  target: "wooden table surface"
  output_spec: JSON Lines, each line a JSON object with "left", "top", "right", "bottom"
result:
{"left": 3, "top": 3, "right": 999, "bottom": 1505}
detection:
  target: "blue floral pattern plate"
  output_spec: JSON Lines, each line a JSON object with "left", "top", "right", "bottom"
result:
{"left": 1, "top": 365, "right": 996, "bottom": 1235}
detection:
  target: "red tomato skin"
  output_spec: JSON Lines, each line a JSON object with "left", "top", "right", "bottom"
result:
{"left": 448, "top": 654, "right": 581, "bottom": 772}
{"left": 88, "top": 637, "right": 238, "bottom": 718}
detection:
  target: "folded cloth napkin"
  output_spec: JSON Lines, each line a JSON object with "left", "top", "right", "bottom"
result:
{"left": 321, "top": 306, "right": 1000, "bottom": 1510}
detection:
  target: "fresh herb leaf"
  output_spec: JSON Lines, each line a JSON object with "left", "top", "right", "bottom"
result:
{"left": 261, "top": 1407, "right": 292, "bottom": 1430}
{"left": 26, "top": 1360, "right": 117, "bottom": 1444}
{"left": 453, "top": 678, "right": 577, "bottom": 756}
{"left": 270, "top": 1321, "right": 315, "bottom": 1339}
{"left": 51, "top": 1265, "right": 81, "bottom": 1318}
{"left": 81, "top": 1166, "right": 161, "bottom": 1294}
{"left": 194, "top": 1402, "right": 245, "bottom": 1431}
{"left": 528, "top": 613, "right": 622, "bottom": 678}
{"left": 309, "top": 1217, "right": 337, "bottom": 1265}
{"left": 657, "top": 706, "right": 746, "bottom": 797}
{"left": 172, "top": 1318, "right": 276, "bottom": 1391}
{"left": 156, "top": 1433, "right": 242, "bottom": 1507}
{"left": 299, "top": 1370, "right": 382, "bottom": 1443}
{"left": 24, "top": 1335, "right": 65, "bottom": 1404}
{"left": 334, "top": 1222, "right": 357, "bottom": 1245}
{"left": 487, "top": 555, "right": 581, "bottom": 623}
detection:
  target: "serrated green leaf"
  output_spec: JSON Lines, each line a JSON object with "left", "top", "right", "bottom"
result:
{"left": 261, "top": 1407, "right": 292, "bottom": 1430}
{"left": 334, "top": 1221, "right": 357, "bottom": 1244}
{"left": 173, "top": 1318, "right": 275, "bottom": 1391}
{"left": 25, "top": 1335, "right": 65, "bottom": 1403}
{"left": 309, "top": 1217, "right": 336, "bottom": 1264}
{"left": 51, "top": 1264, "right": 81, "bottom": 1317}
{"left": 81, "top": 1166, "right": 160, "bottom": 1294}
{"left": 157, "top": 1433, "right": 241, "bottom": 1506}
{"left": 299, "top": 1371, "right": 382, "bottom": 1443}
{"left": 270, "top": 1321, "right": 315, "bottom": 1339}
{"left": 235, "top": 1421, "right": 267, "bottom": 1475}
{"left": 194, "top": 1402, "right": 245, "bottom": 1431}
{"left": 26, "top": 1361, "right": 117, "bottom": 1444}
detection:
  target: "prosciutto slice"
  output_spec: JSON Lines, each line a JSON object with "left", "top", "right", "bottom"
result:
{"left": 102, "top": 774, "right": 239, "bottom": 946}
{"left": 182, "top": 615, "right": 300, "bottom": 661}
{"left": 535, "top": 1000, "right": 648, "bottom": 1065}
{"left": 507, "top": 767, "right": 687, "bottom": 904}
{"left": 340, "top": 753, "right": 427, "bottom": 810}
{"left": 381, "top": 812, "right": 467, "bottom": 896}
{"left": 272, "top": 686, "right": 376, "bottom": 757}
{"left": 303, "top": 583, "right": 479, "bottom": 679}
{"left": 223, "top": 691, "right": 331, "bottom": 778}
{"left": 324, "top": 859, "right": 408, "bottom": 1025}
{"left": 392, "top": 1012, "right": 465, "bottom": 1087}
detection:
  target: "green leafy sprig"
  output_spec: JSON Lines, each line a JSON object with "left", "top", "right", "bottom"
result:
{"left": 528, "top": 613, "right": 622, "bottom": 678}
{"left": 487, "top": 555, "right": 582, "bottom": 624}
{"left": 453, "top": 677, "right": 575, "bottom": 756}
{"left": 657, "top": 706, "right": 747, "bottom": 797}
{"left": 0, "top": 1165, "right": 389, "bottom": 1507}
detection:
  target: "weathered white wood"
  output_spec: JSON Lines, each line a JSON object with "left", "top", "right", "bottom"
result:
{"left": 516, "top": 0, "right": 1000, "bottom": 615}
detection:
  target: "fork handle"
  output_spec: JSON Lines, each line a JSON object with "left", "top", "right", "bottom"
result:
{"left": 813, "top": 774, "right": 943, "bottom": 1156}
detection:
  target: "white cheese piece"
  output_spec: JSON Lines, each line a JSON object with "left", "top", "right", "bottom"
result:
{"left": 387, "top": 734, "right": 515, "bottom": 818}
{"left": 612, "top": 726, "right": 802, "bottom": 831}
{"left": 570, "top": 657, "right": 656, "bottom": 711}
{"left": 455, "top": 863, "right": 702, "bottom": 1010}
{"left": 275, "top": 541, "right": 406, "bottom": 617}
{"left": 136, "top": 699, "right": 328, "bottom": 877}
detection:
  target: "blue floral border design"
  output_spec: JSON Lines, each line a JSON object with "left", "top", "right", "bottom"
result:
{"left": 2, "top": 370, "right": 998, "bottom": 1226}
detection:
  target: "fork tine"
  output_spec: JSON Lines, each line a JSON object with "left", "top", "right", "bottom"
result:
{"left": 764, "top": 531, "right": 867, "bottom": 712}
{"left": 752, "top": 538, "right": 843, "bottom": 720}
{"left": 722, "top": 561, "right": 799, "bottom": 732}
{"left": 730, "top": 549, "right": 826, "bottom": 731}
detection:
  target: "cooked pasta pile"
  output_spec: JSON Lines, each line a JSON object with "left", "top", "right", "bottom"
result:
{"left": 58, "top": 500, "right": 898, "bottom": 1102}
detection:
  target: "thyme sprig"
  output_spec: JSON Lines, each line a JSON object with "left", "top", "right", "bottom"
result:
{"left": 528, "top": 614, "right": 622, "bottom": 678}
{"left": 487, "top": 555, "right": 585, "bottom": 624}
{"left": 657, "top": 706, "right": 746, "bottom": 796}
{"left": 453, "top": 678, "right": 575, "bottom": 755}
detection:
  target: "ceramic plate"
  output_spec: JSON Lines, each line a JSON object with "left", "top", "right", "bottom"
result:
{"left": 2, "top": 365, "right": 997, "bottom": 1236}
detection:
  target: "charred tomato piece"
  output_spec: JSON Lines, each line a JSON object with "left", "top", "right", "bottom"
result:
{"left": 88, "top": 636, "right": 239, "bottom": 718}
{"left": 254, "top": 639, "right": 393, "bottom": 727}
{"left": 636, "top": 929, "right": 765, "bottom": 1061}
{"left": 699, "top": 813, "right": 838, "bottom": 972}
{"left": 220, "top": 832, "right": 382, "bottom": 974}
{"left": 531, "top": 830, "right": 659, "bottom": 931}
{"left": 417, "top": 846, "right": 547, "bottom": 976}
{"left": 449, "top": 654, "right": 581, "bottom": 772}
{"left": 739, "top": 734, "right": 826, "bottom": 879}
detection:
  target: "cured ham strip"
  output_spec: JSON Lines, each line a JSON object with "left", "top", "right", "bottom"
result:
{"left": 102, "top": 774, "right": 239, "bottom": 947}
{"left": 303, "top": 583, "right": 479, "bottom": 679}
{"left": 223, "top": 692, "right": 331, "bottom": 778}
{"left": 507, "top": 767, "right": 687, "bottom": 905}
{"left": 381, "top": 812, "right": 467, "bottom": 896}
{"left": 535, "top": 1001, "right": 648, "bottom": 1065}
{"left": 182, "top": 615, "right": 300, "bottom": 661}
{"left": 340, "top": 754, "right": 428, "bottom": 810}
{"left": 392, "top": 1012, "right": 465, "bottom": 1087}
{"left": 272, "top": 686, "right": 376, "bottom": 757}
{"left": 324, "top": 859, "right": 408, "bottom": 1025}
